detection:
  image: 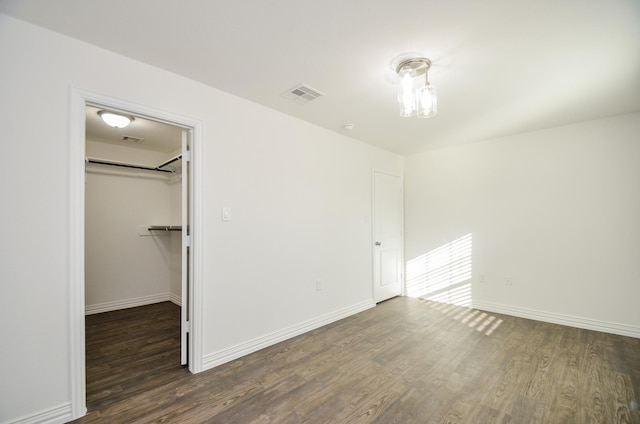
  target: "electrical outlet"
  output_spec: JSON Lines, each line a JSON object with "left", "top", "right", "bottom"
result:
{"left": 222, "top": 207, "right": 231, "bottom": 221}
{"left": 479, "top": 274, "right": 486, "bottom": 284}
{"left": 505, "top": 276, "right": 513, "bottom": 286}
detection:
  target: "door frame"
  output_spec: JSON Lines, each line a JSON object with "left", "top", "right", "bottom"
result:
{"left": 68, "top": 87, "right": 204, "bottom": 419}
{"left": 372, "top": 169, "right": 405, "bottom": 301}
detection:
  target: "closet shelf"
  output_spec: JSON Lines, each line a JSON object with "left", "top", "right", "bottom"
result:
{"left": 148, "top": 225, "right": 182, "bottom": 232}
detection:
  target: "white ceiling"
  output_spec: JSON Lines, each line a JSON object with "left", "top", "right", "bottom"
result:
{"left": 2, "top": 0, "right": 639, "bottom": 154}
{"left": 86, "top": 106, "right": 182, "bottom": 154}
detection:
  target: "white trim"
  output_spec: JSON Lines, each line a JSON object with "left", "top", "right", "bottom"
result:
{"left": 169, "top": 292, "right": 182, "bottom": 306}
{"left": 69, "top": 87, "right": 204, "bottom": 420}
{"left": 202, "top": 300, "right": 375, "bottom": 371}
{"left": 189, "top": 120, "right": 204, "bottom": 373}
{"left": 472, "top": 300, "right": 640, "bottom": 339}
{"left": 85, "top": 293, "right": 173, "bottom": 315}
{"left": 7, "top": 403, "right": 72, "bottom": 424}
{"left": 68, "top": 87, "right": 87, "bottom": 421}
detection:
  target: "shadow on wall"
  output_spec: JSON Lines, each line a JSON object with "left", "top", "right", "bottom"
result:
{"left": 406, "top": 233, "right": 473, "bottom": 307}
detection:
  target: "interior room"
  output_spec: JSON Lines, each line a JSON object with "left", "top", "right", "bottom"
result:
{"left": 84, "top": 106, "right": 184, "bottom": 315}
{"left": 0, "top": 1, "right": 638, "bottom": 423}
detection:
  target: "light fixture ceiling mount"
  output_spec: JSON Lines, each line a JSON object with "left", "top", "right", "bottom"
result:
{"left": 395, "top": 57, "right": 437, "bottom": 118}
{"left": 395, "top": 57, "right": 431, "bottom": 76}
{"left": 98, "top": 110, "right": 134, "bottom": 128}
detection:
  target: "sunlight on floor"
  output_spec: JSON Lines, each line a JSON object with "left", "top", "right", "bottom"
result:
{"left": 406, "top": 233, "right": 502, "bottom": 335}
{"left": 424, "top": 299, "right": 503, "bottom": 336}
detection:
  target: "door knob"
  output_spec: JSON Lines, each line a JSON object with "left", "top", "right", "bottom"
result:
{"left": 375, "top": 241, "right": 382, "bottom": 246}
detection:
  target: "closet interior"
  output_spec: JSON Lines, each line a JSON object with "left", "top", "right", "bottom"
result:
{"left": 84, "top": 104, "right": 184, "bottom": 327}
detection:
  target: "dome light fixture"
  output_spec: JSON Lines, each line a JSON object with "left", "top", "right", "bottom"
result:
{"left": 98, "top": 110, "right": 134, "bottom": 128}
{"left": 396, "top": 57, "right": 437, "bottom": 118}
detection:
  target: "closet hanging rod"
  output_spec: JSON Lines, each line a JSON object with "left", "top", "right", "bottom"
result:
{"left": 148, "top": 225, "right": 182, "bottom": 231}
{"left": 85, "top": 158, "right": 173, "bottom": 173}
{"left": 156, "top": 154, "right": 182, "bottom": 169}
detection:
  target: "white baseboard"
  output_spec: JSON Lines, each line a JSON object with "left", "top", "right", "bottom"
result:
{"left": 7, "top": 403, "right": 72, "bottom": 424}
{"left": 169, "top": 292, "right": 182, "bottom": 306}
{"left": 202, "top": 300, "right": 376, "bottom": 371}
{"left": 472, "top": 300, "right": 640, "bottom": 339}
{"left": 85, "top": 293, "right": 173, "bottom": 315}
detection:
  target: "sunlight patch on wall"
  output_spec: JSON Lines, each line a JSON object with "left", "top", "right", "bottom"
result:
{"left": 406, "top": 233, "right": 473, "bottom": 306}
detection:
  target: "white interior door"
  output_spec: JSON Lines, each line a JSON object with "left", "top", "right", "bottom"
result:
{"left": 373, "top": 171, "right": 404, "bottom": 303}
{"left": 180, "top": 129, "right": 191, "bottom": 365}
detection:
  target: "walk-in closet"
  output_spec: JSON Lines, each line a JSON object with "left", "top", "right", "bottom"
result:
{"left": 85, "top": 105, "right": 184, "bottom": 310}
{"left": 83, "top": 105, "right": 187, "bottom": 411}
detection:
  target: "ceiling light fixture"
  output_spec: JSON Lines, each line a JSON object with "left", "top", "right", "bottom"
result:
{"left": 396, "top": 57, "right": 437, "bottom": 118}
{"left": 98, "top": 110, "right": 134, "bottom": 128}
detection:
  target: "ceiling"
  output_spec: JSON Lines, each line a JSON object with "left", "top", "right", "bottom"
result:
{"left": 2, "top": 0, "right": 639, "bottom": 154}
{"left": 86, "top": 106, "right": 182, "bottom": 154}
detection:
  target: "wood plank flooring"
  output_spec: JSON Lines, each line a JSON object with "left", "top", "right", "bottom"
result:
{"left": 73, "top": 298, "right": 640, "bottom": 423}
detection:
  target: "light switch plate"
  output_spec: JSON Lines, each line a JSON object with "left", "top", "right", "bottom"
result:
{"left": 222, "top": 207, "right": 231, "bottom": 221}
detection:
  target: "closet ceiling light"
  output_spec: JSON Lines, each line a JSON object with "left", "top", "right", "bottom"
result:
{"left": 98, "top": 110, "right": 134, "bottom": 128}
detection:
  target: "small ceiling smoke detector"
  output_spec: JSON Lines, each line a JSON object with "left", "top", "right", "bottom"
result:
{"left": 281, "top": 84, "right": 325, "bottom": 104}
{"left": 342, "top": 124, "right": 354, "bottom": 131}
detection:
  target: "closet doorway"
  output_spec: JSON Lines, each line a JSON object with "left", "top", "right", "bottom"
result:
{"left": 79, "top": 97, "right": 197, "bottom": 414}
{"left": 69, "top": 89, "right": 202, "bottom": 419}
{"left": 84, "top": 103, "right": 189, "bottom": 347}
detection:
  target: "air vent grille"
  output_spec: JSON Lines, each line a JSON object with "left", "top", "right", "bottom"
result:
{"left": 281, "top": 84, "right": 325, "bottom": 104}
{"left": 122, "top": 135, "right": 144, "bottom": 143}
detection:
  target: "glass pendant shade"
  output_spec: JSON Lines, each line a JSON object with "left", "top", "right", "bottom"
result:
{"left": 395, "top": 57, "right": 437, "bottom": 119}
{"left": 398, "top": 73, "right": 417, "bottom": 117}
{"left": 416, "top": 84, "right": 437, "bottom": 118}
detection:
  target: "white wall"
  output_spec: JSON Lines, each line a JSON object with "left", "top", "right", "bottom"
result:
{"left": 86, "top": 139, "right": 170, "bottom": 167}
{"left": 0, "top": 14, "right": 402, "bottom": 423}
{"left": 84, "top": 166, "right": 178, "bottom": 312}
{"left": 404, "top": 113, "right": 640, "bottom": 336}
{"left": 85, "top": 141, "right": 182, "bottom": 312}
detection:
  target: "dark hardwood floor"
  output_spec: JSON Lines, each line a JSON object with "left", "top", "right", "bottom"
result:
{"left": 73, "top": 298, "right": 640, "bottom": 423}
{"left": 82, "top": 302, "right": 185, "bottom": 413}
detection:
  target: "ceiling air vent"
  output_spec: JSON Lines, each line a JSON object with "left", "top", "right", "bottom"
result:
{"left": 281, "top": 84, "right": 325, "bottom": 104}
{"left": 122, "top": 135, "right": 144, "bottom": 143}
